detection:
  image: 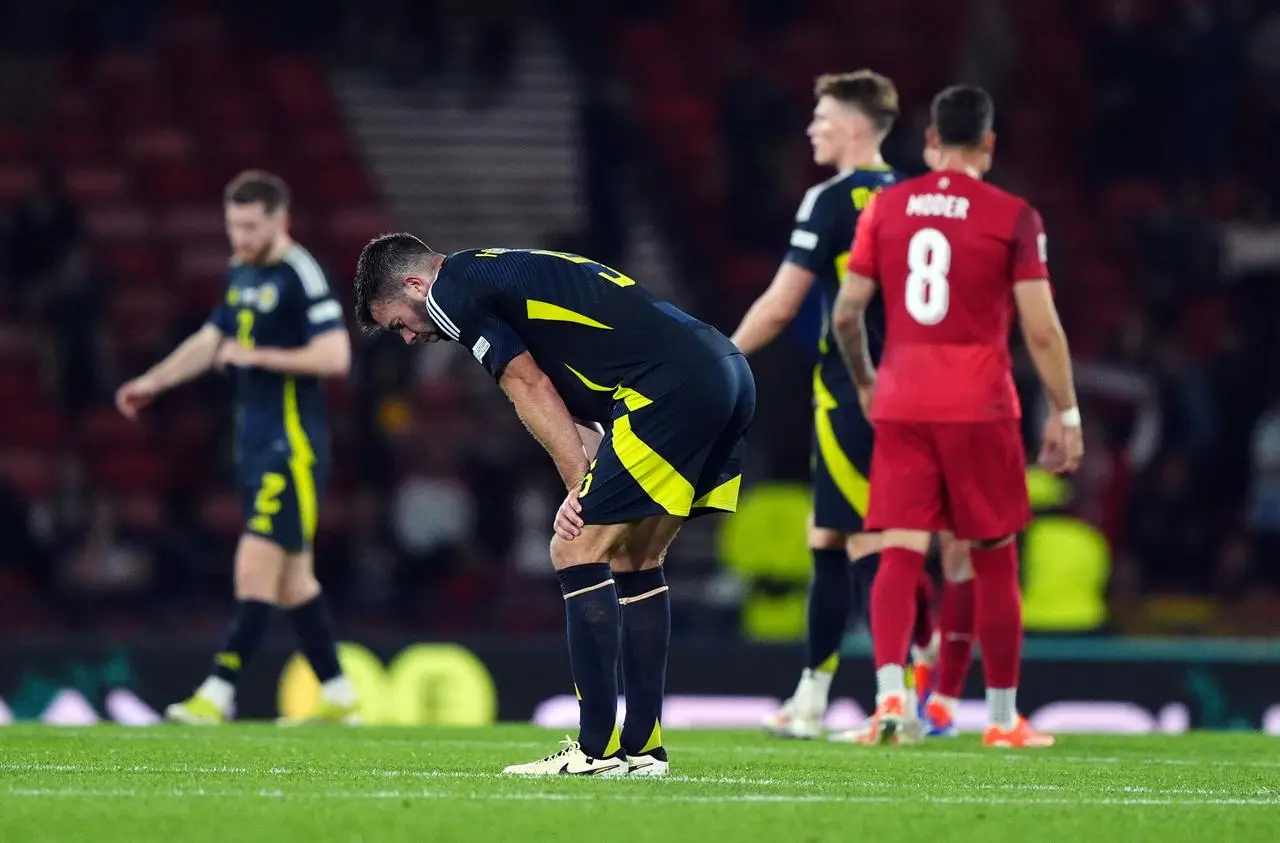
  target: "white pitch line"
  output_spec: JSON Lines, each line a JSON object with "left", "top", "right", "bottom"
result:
{"left": 0, "top": 765, "right": 1273, "bottom": 799}
{"left": 0, "top": 763, "right": 249, "bottom": 774}
{"left": 13, "top": 729, "right": 1280, "bottom": 770}
{"left": 3, "top": 787, "right": 1279, "bottom": 808}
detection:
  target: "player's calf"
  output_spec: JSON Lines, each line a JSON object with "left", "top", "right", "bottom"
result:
{"left": 546, "top": 527, "right": 633, "bottom": 766}
{"left": 276, "top": 558, "right": 359, "bottom": 725}
{"left": 166, "top": 536, "right": 284, "bottom": 724}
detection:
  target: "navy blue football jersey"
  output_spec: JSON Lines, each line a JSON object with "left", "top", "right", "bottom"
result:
{"left": 783, "top": 166, "right": 901, "bottom": 409}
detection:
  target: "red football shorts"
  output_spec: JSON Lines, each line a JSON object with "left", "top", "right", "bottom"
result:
{"left": 866, "top": 419, "right": 1030, "bottom": 541}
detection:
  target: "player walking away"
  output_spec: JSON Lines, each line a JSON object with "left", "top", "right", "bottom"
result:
{"left": 355, "top": 238, "right": 754, "bottom": 776}
{"left": 728, "top": 70, "right": 962, "bottom": 740}
{"left": 834, "top": 86, "right": 1083, "bottom": 748}
{"left": 115, "top": 171, "right": 358, "bottom": 725}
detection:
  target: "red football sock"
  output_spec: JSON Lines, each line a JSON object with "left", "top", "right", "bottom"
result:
{"left": 971, "top": 542, "right": 1022, "bottom": 689}
{"left": 911, "top": 572, "right": 937, "bottom": 651}
{"left": 870, "top": 547, "right": 927, "bottom": 670}
{"left": 936, "top": 578, "right": 975, "bottom": 698}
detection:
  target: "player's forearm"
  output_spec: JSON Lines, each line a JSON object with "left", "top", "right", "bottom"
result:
{"left": 832, "top": 299, "right": 876, "bottom": 389}
{"left": 145, "top": 324, "right": 222, "bottom": 391}
{"left": 506, "top": 376, "right": 591, "bottom": 489}
{"left": 731, "top": 299, "right": 792, "bottom": 355}
{"left": 247, "top": 332, "right": 351, "bottom": 378}
{"left": 1024, "top": 326, "right": 1078, "bottom": 413}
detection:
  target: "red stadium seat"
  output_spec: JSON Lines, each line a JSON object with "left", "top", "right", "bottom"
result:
{"left": 64, "top": 166, "right": 133, "bottom": 206}
{"left": 98, "top": 243, "right": 168, "bottom": 286}
{"left": 0, "top": 125, "right": 32, "bottom": 159}
{"left": 136, "top": 162, "right": 216, "bottom": 204}
{"left": 0, "top": 449, "right": 55, "bottom": 499}
{"left": 199, "top": 491, "right": 246, "bottom": 538}
{"left": 48, "top": 129, "right": 114, "bottom": 166}
{"left": 1100, "top": 181, "right": 1168, "bottom": 222}
{"left": 0, "top": 405, "right": 70, "bottom": 452}
{"left": 94, "top": 52, "right": 163, "bottom": 87}
{"left": 155, "top": 204, "right": 224, "bottom": 243}
{"left": 123, "top": 127, "right": 196, "bottom": 162}
{"left": 189, "top": 92, "right": 260, "bottom": 132}
{"left": 79, "top": 405, "right": 154, "bottom": 449}
{"left": 324, "top": 206, "right": 391, "bottom": 240}
{"left": 92, "top": 450, "right": 170, "bottom": 494}
{"left": 84, "top": 206, "right": 154, "bottom": 242}
{"left": 0, "top": 166, "right": 36, "bottom": 202}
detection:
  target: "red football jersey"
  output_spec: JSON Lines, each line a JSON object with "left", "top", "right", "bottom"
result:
{"left": 847, "top": 171, "right": 1050, "bottom": 422}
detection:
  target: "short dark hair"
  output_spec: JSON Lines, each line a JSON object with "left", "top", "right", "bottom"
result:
{"left": 814, "top": 70, "right": 900, "bottom": 135}
{"left": 352, "top": 232, "right": 437, "bottom": 332}
{"left": 931, "top": 85, "right": 995, "bottom": 148}
{"left": 224, "top": 169, "right": 290, "bottom": 213}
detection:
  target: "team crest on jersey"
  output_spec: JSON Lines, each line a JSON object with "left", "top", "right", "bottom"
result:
{"left": 255, "top": 283, "right": 279, "bottom": 313}
{"left": 229, "top": 283, "right": 280, "bottom": 313}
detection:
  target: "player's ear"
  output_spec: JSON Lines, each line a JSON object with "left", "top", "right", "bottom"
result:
{"left": 924, "top": 126, "right": 940, "bottom": 149}
{"left": 982, "top": 131, "right": 996, "bottom": 155}
{"left": 402, "top": 275, "right": 428, "bottom": 298}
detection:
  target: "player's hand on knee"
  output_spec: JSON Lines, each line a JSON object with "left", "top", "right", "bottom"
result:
{"left": 554, "top": 488, "right": 585, "bottom": 541}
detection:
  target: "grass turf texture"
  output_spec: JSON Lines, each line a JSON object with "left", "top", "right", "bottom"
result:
{"left": 1, "top": 726, "right": 1277, "bottom": 842}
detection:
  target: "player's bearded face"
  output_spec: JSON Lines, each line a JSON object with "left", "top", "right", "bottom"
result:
{"left": 373, "top": 292, "right": 437, "bottom": 345}
{"left": 225, "top": 203, "right": 284, "bottom": 265}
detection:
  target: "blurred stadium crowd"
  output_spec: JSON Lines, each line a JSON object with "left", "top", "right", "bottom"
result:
{"left": 1, "top": 0, "right": 1279, "bottom": 636}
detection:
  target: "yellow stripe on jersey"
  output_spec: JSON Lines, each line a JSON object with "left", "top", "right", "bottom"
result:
{"left": 812, "top": 371, "right": 870, "bottom": 517}
{"left": 526, "top": 300, "right": 613, "bottom": 330}
{"left": 691, "top": 473, "right": 741, "bottom": 512}
{"left": 611, "top": 413, "right": 695, "bottom": 516}
{"left": 282, "top": 377, "right": 319, "bottom": 542}
{"left": 564, "top": 366, "right": 653, "bottom": 412}
{"left": 565, "top": 364, "right": 613, "bottom": 392}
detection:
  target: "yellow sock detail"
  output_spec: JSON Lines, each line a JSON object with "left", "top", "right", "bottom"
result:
{"left": 214, "top": 652, "right": 242, "bottom": 671}
{"left": 639, "top": 721, "right": 663, "bottom": 754}
{"left": 603, "top": 726, "right": 622, "bottom": 758}
{"left": 816, "top": 653, "right": 839, "bottom": 674}
{"left": 574, "top": 683, "right": 582, "bottom": 701}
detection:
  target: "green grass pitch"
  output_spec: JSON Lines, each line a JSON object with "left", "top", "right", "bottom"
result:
{"left": 1, "top": 725, "right": 1277, "bottom": 842}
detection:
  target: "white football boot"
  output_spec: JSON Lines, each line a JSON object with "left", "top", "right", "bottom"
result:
{"left": 762, "top": 668, "right": 829, "bottom": 739}
{"left": 625, "top": 751, "right": 669, "bottom": 777}
{"left": 502, "top": 737, "right": 629, "bottom": 777}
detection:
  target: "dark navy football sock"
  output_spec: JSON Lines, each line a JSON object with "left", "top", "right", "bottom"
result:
{"left": 211, "top": 600, "right": 274, "bottom": 684}
{"left": 852, "top": 552, "right": 881, "bottom": 631}
{"left": 807, "top": 548, "right": 852, "bottom": 672}
{"left": 558, "top": 563, "right": 622, "bottom": 759}
{"left": 616, "top": 567, "right": 670, "bottom": 760}
{"left": 287, "top": 594, "right": 342, "bottom": 683}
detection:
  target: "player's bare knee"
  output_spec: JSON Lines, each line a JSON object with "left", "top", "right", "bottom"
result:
{"left": 809, "top": 525, "right": 845, "bottom": 552}
{"left": 233, "top": 535, "right": 286, "bottom": 602}
{"left": 881, "top": 528, "right": 931, "bottom": 554}
{"left": 277, "top": 567, "right": 321, "bottom": 608}
{"left": 847, "top": 531, "right": 881, "bottom": 561}
{"left": 550, "top": 524, "right": 628, "bottom": 571}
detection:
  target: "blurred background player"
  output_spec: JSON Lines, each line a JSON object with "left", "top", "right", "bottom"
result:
{"left": 729, "top": 70, "right": 944, "bottom": 739}
{"left": 834, "top": 85, "right": 1082, "bottom": 748}
{"left": 355, "top": 238, "right": 754, "bottom": 775}
{"left": 115, "top": 171, "right": 357, "bottom": 725}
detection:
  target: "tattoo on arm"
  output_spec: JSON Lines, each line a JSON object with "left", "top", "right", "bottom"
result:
{"left": 833, "top": 293, "right": 876, "bottom": 388}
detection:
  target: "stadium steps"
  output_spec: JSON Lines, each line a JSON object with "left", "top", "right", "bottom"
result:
{"left": 331, "top": 26, "right": 679, "bottom": 303}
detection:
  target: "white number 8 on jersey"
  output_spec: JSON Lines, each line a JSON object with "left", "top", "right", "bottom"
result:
{"left": 905, "top": 228, "right": 951, "bottom": 325}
